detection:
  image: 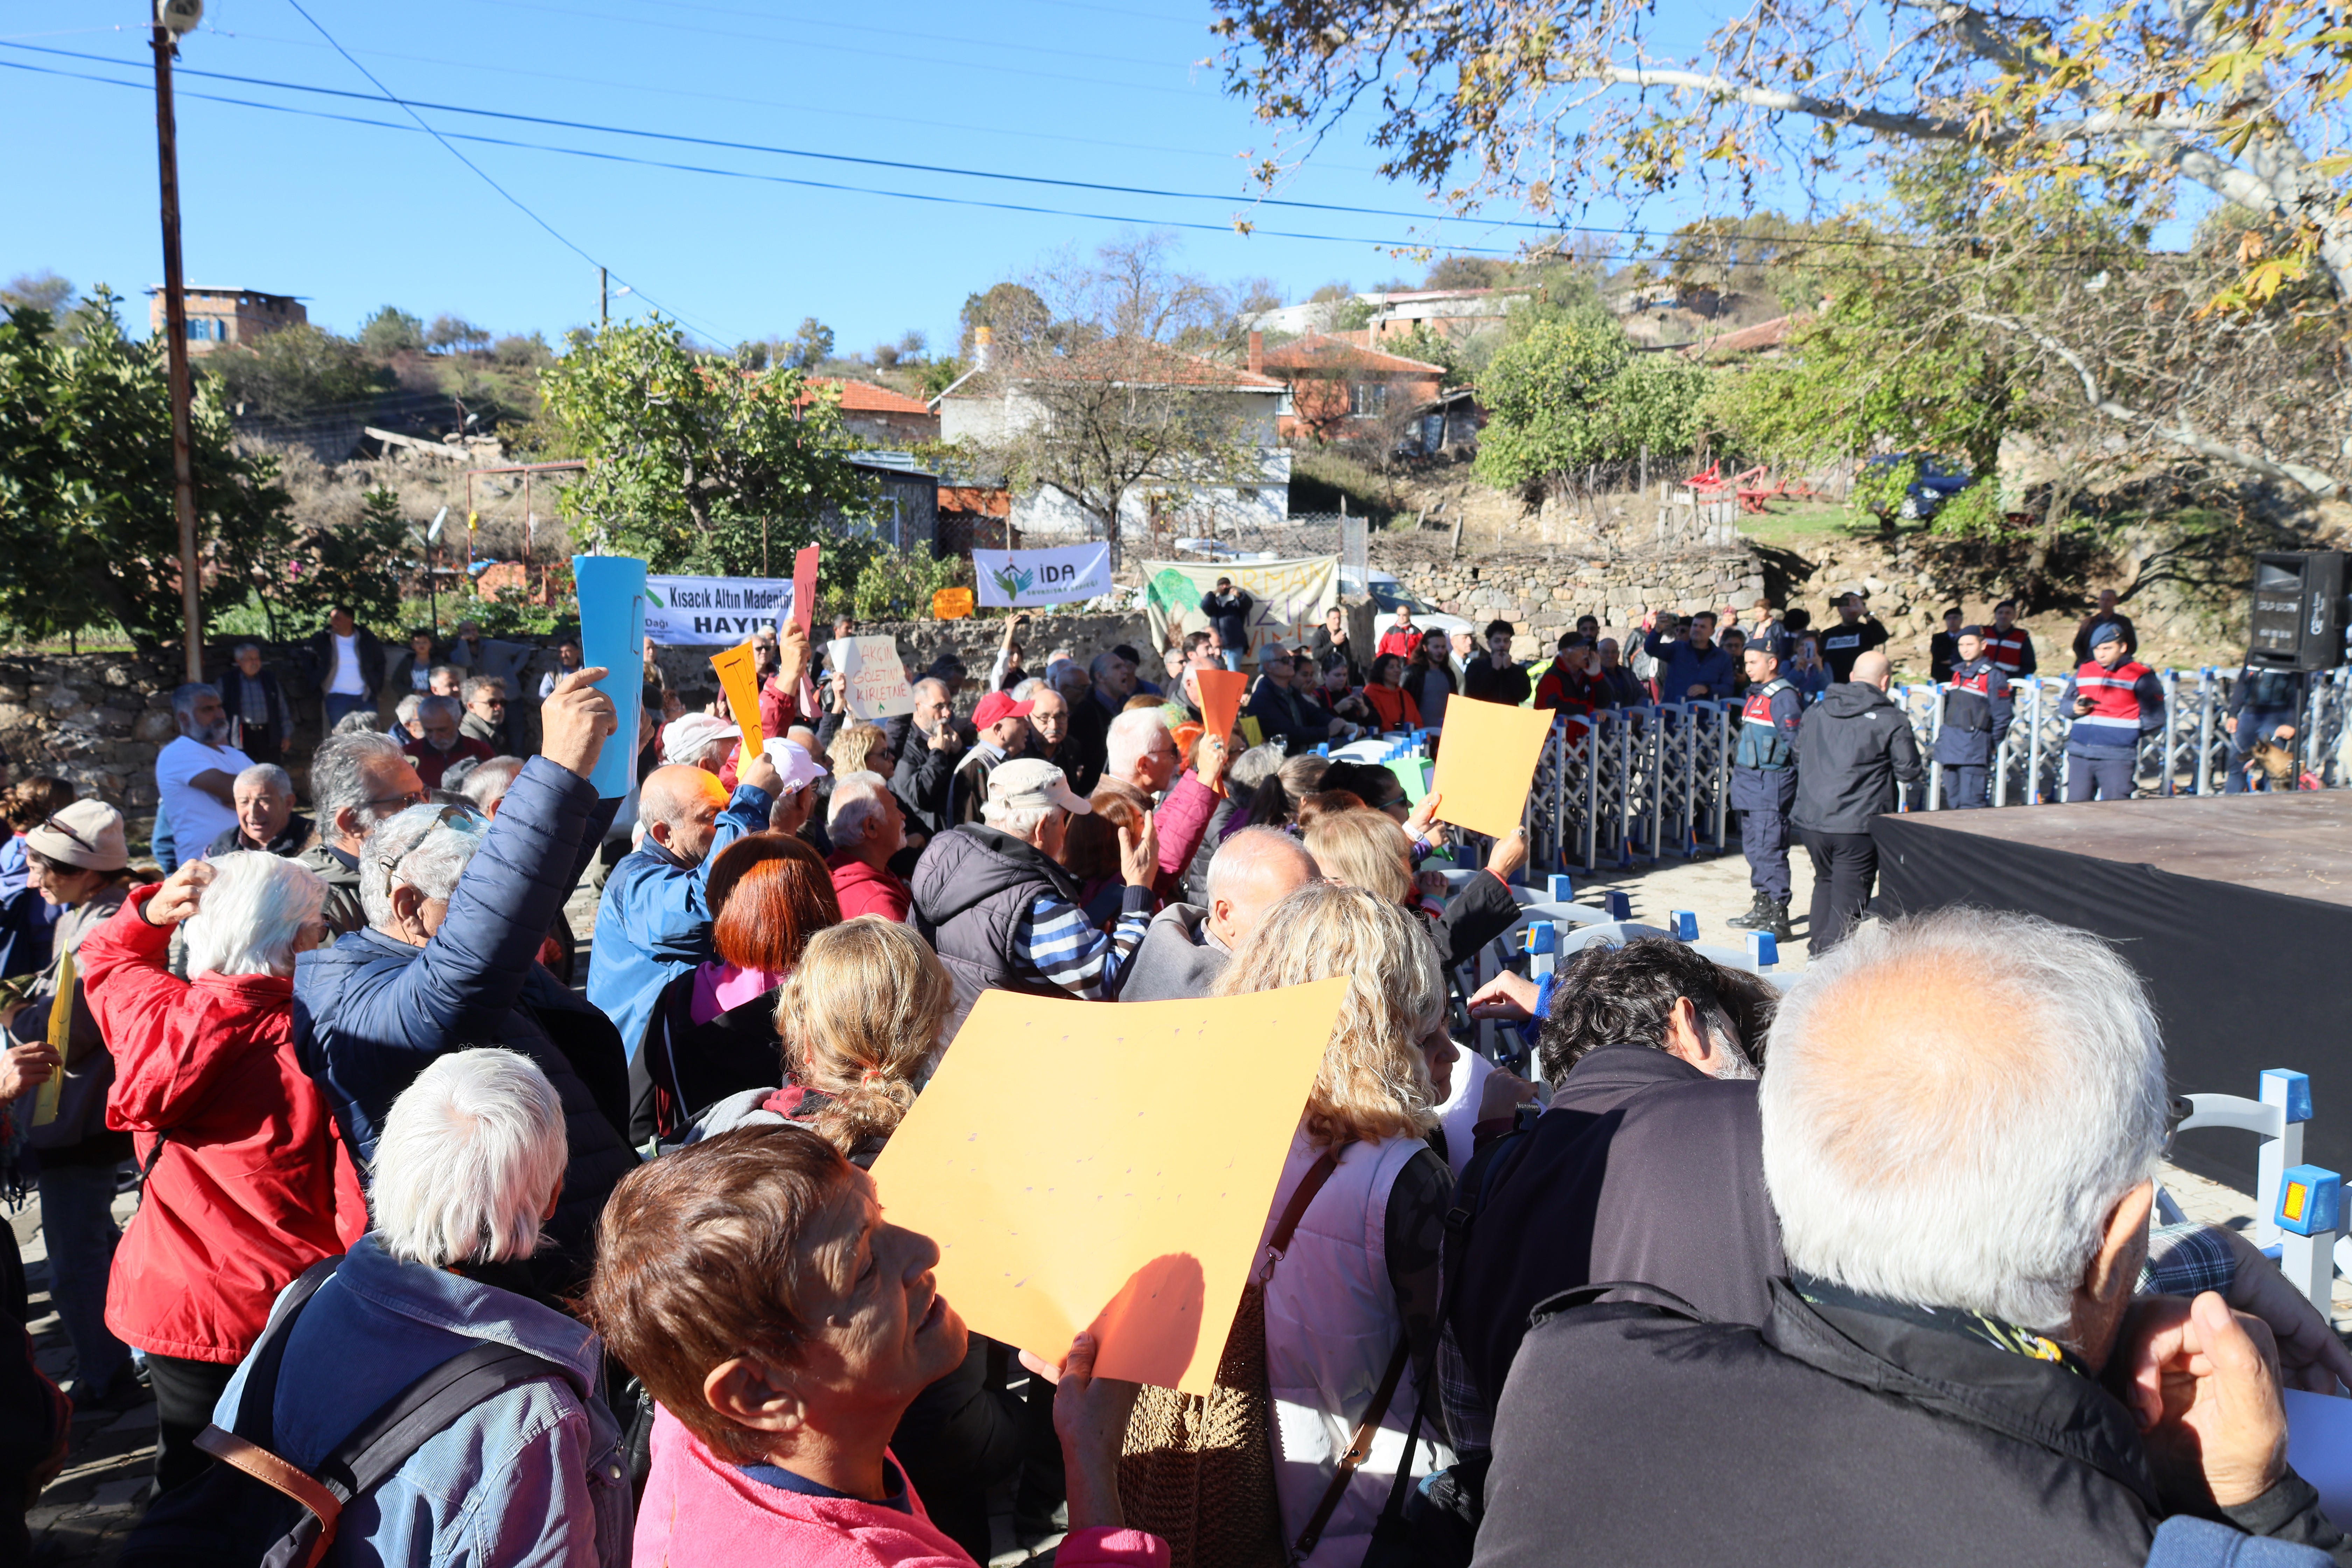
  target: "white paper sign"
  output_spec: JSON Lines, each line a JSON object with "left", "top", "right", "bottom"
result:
{"left": 829, "top": 636, "right": 916, "bottom": 719}
{"left": 974, "top": 544, "right": 1114, "bottom": 609}
{"left": 643, "top": 574, "right": 794, "bottom": 645}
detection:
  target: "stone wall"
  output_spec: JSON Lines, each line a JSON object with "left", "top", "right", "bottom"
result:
{"left": 1383, "top": 547, "right": 1768, "bottom": 659}
{"left": 0, "top": 650, "right": 186, "bottom": 812}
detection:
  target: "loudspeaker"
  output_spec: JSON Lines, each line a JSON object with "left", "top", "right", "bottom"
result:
{"left": 2248, "top": 551, "right": 2347, "bottom": 672}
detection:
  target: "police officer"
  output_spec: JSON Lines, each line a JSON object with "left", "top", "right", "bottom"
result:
{"left": 1727, "top": 639, "right": 1804, "bottom": 941}
{"left": 2225, "top": 654, "right": 2305, "bottom": 794}
{"left": 1934, "top": 624, "right": 2012, "bottom": 809}
{"left": 2062, "top": 623, "right": 2163, "bottom": 802}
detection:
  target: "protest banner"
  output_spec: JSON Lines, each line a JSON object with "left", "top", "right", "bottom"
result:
{"left": 709, "top": 639, "right": 764, "bottom": 751}
{"left": 974, "top": 543, "right": 1115, "bottom": 609}
{"left": 1141, "top": 555, "right": 1339, "bottom": 662}
{"left": 867, "top": 978, "right": 1348, "bottom": 1393}
{"left": 791, "top": 546, "right": 819, "bottom": 639}
{"left": 932, "top": 587, "right": 975, "bottom": 620}
{"left": 642, "top": 574, "right": 793, "bottom": 646}
{"left": 572, "top": 554, "right": 649, "bottom": 799}
{"left": 1193, "top": 667, "right": 1249, "bottom": 744}
{"left": 828, "top": 635, "right": 916, "bottom": 719}
{"left": 1428, "top": 696, "right": 1555, "bottom": 838}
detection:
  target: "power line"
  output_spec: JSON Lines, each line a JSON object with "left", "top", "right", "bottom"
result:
{"left": 270, "top": 1, "right": 731, "bottom": 343}
{"left": 2, "top": 53, "right": 2136, "bottom": 278}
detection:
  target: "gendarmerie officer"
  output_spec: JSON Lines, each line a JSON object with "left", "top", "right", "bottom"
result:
{"left": 2062, "top": 622, "right": 2163, "bottom": 803}
{"left": 1933, "top": 624, "right": 2012, "bottom": 810}
{"left": 2225, "top": 654, "right": 2306, "bottom": 794}
{"left": 1726, "top": 638, "right": 1803, "bottom": 941}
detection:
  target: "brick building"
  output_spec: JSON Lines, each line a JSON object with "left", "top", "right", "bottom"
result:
{"left": 1252, "top": 331, "right": 1448, "bottom": 443}
{"left": 801, "top": 378, "right": 939, "bottom": 445}
{"left": 145, "top": 286, "right": 306, "bottom": 352}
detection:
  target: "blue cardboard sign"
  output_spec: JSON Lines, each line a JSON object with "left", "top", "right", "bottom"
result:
{"left": 572, "top": 554, "right": 648, "bottom": 800}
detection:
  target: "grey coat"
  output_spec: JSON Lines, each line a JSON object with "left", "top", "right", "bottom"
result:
{"left": 1117, "top": 903, "right": 1231, "bottom": 1003}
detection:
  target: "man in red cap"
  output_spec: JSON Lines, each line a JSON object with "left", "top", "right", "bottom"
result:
{"left": 953, "top": 690, "right": 1033, "bottom": 826}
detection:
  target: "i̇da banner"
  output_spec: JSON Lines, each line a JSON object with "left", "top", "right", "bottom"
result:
{"left": 973, "top": 544, "right": 1114, "bottom": 609}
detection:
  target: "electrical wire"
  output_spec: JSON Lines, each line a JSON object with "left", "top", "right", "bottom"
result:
{"left": 270, "top": 0, "right": 731, "bottom": 342}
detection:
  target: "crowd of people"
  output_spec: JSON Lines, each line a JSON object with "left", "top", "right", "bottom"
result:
{"left": 0, "top": 586, "right": 2345, "bottom": 1568}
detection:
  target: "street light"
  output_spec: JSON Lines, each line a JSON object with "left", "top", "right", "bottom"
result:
{"left": 153, "top": 0, "right": 204, "bottom": 681}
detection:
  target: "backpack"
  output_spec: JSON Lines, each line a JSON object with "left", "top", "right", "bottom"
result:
{"left": 120, "top": 1257, "right": 566, "bottom": 1568}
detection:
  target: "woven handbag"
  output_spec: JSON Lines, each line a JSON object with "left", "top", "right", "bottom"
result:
{"left": 1120, "top": 1150, "right": 1341, "bottom": 1568}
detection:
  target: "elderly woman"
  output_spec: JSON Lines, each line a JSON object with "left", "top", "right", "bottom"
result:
{"left": 1201, "top": 883, "right": 1458, "bottom": 1568}
{"left": 296, "top": 669, "right": 631, "bottom": 1289}
{"left": 585, "top": 1125, "right": 1165, "bottom": 1568}
{"left": 629, "top": 833, "right": 842, "bottom": 1144}
{"left": 77, "top": 852, "right": 364, "bottom": 1493}
{"left": 212, "top": 1049, "right": 630, "bottom": 1567}
{"left": 0, "top": 799, "right": 140, "bottom": 1407}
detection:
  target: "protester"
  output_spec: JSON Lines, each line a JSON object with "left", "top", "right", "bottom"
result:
{"left": 1532, "top": 635, "right": 1604, "bottom": 714}
{"left": 2074, "top": 587, "right": 2141, "bottom": 664}
{"left": 1302, "top": 803, "right": 1524, "bottom": 971}
{"left": 1, "top": 777, "right": 75, "bottom": 980}
{"left": 448, "top": 618, "right": 535, "bottom": 694}
{"left": 534, "top": 637, "right": 583, "bottom": 700}
{"left": 212, "top": 643, "right": 294, "bottom": 768}
{"left": 585, "top": 1126, "right": 1165, "bottom": 1568}
{"left": 457, "top": 755, "right": 528, "bottom": 817}
{"left": 156, "top": 683, "right": 254, "bottom": 856}
{"left": 383, "top": 627, "right": 442, "bottom": 710}
{"left": 1237, "top": 752, "right": 1331, "bottom": 835}
{"left": 296, "top": 669, "right": 633, "bottom": 1286}
{"left": 305, "top": 605, "right": 387, "bottom": 729}
{"left": 762, "top": 741, "right": 830, "bottom": 845}
{"left": 1791, "top": 650, "right": 1922, "bottom": 952}
{"left": 1063, "top": 649, "right": 1139, "bottom": 794}
{"left": 212, "top": 1048, "right": 631, "bottom": 1567}
{"left": 2065, "top": 624, "right": 2165, "bottom": 803}
{"left": 1100, "top": 708, "right": 1226, "bottom": 901}
{"left": 909, "top": 758, "right": 1156, "bottom": 1015}
{"left": 1376, "top": 605, "right": 1423, "bottom": 663}
{"left": 1816, "top": 592, "right": 1891, "bottom": 684}
{"left": 630, "top": 832, "right": 840, "bottom": 1143}
{"left": 78, "top": 852, "right": 363, "bottom": 1493}
{"left": 390, "top": 693, "right": 425, "bottom": 743}
{"left": 0, "top": 801, "right": 139, "bottom": 1407}
{"left": 1362, "top": 653, "right": 1423, "bottom": 731}
{"left": 893, "top": 677, "right": 965, "bottom": 839}
{"left": 460, "top": 676, "right": 510, "bottom": 753}
{"left": 1248, "top": 649, "right": 1346, "bottom": 748}
{"left": 402, "top": 694, "right": 496, "bottom": 791}
{"left": 202, "top": 763, "right": 309, "bottom": 858}
{"left": 663, "top": 711, "right": 735, "bottom": 775}
{"left": 1308, "top": 603, "right": 1362, "bottom": 686}
{"left": 1407, "top": 636, "right": 1458, "bottom": 728}
{"left": 1022, "top": 684, "right": 1071, "bottom": 768}
{"left": 1061, "top": 778, "right": 1157, "bottom": 928}
{"left": 1461, "top": 620, "right": 1531, "bottom": 706}
{"left": 826, "top": 770, "right": 913, "bottom": 920}
{"left": 299, "top": 732, "right": 425, "bottom": 938}
{"left": 1198, "top": 882, "right": 1453, "bottom": 1568}
{"left": 1928, "top": 607, "right": 1965, "bottom": 684}
{"left": 1642, "top": 610, "right": 1734, "bottom": 701}
{"left": 1120, "top": 826, "right": 1319, "bottom": 1002}
{"left": 953, "top": 691, "right": 1032, "bottom": 826}
{"left": 589, "top": 751, "right": 780, "bottom": 1061}
{"left": 1200, "top": 577, "right": 1255, "bottom": 671}
{"left": 1787, "top": 632, "right": 1830, "bottom": 704}
{"left": 1475, "top": 909, "right": 2352, "bottom": 1566}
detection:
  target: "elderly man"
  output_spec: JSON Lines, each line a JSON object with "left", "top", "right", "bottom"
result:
{"left": 891, "top": 676, "right": 962, "bottom": 842}
{"left": 910, "top": 758, "right": 1157, "bottom": 1016}
{"left": 204, "top": 763, "right": 310, "bottom": 858}
{"left": 298, "top": 733, "right": 425, "bottom": 936}
{"left": 1021, "top": 682, "right": 1070, "bottom": 767}
{"left": 460, "top": 676, "right": 509, "bottom": 752}
{"left": 457, "top": 755, "right": 528, "bottom": 817}
{"left": 209, "top": 1049, "right": 629, "bottom": 1568}
{"left": 1120, "top": 827, "right": 1317, "bottom": 1002}
{"left": 1474, "top": 909, "right": 2352, "bottom": 1567}
{"left": 155, "top": 683, "right": 253, "bottom": 856}
{"left": 952, "top": 691, "right": 1031, "bottom": 827}
{"left": 1102, "top": 707, "right": 1226, "bottom": 900}
{"left": 295, "top": 668, "right": 630, "bottom": 1284}
{"left": 1244, "top": 650, "right": 1346, "bottom": 749}
{"left": 304, "top": 604, "right": 387, "bottom": 729}
{"left": 663, "top": 712, "right": 735, "bottom": 775}
{"left": 212, "top": 642, "right": 293, "bottom": 767}
{"left": 825, "top": 770, "right": 911, "bottom": 920}
{"left": 1060, "top": 647, "right": 1138, "bottom": 795}
{"left": 587, "top": 750, "right": 779, "bottom": 1061}
{"left": 401, "top": 694, "right": 495, "bottom": 791}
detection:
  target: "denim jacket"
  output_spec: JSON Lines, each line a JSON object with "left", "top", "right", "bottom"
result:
{"left": 215, "top": 1235, "right": 630, "bottom": 1568}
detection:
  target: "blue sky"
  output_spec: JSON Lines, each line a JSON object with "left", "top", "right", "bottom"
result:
{"left": 0, "top": 0, "right": 1696, "bottom": 352}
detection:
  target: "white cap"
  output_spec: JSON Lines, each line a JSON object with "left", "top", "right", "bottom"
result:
{"left": 663, "top": 712, "right": 736, "bottom": 765}
{"left": 761, "top": 737, "right": 828, "bottom": 796}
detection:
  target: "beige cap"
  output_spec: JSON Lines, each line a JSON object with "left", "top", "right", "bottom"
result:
{"left": 986, "top": 758, "right": 1090, "bottom": 816}
{"left": 24, "top": 798, "right": 128, "bottom": 872}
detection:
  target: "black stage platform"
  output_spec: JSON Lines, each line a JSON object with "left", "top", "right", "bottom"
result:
{"left": 1872, "top": 792, "right": 2352, "bottom": 1188}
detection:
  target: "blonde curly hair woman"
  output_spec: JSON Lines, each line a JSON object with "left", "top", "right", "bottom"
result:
{"left": 1208, "top": 880, "right": 1457, "bottom": 1568}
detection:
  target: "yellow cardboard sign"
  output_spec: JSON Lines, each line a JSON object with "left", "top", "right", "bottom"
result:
{"left": 709, "top": 640, "right": 765, "bottom": 753}
{"left": 867, "top": 978, "right": 1348, "bottom": 1393}
{"left": 1429, "top": 696, "right": 1556, "bottom": 838}
{"left": 31, "top": 948, "right": 74, "bottom": 1126}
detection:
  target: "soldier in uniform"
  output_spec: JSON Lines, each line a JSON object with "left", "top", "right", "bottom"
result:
{"left": 2062, "top": 623, "right": 2163, "bottom": 802}
{"left": 2225, "top": 654, "right": 2306, "bottom": 794}
{"left": 1982, "top": 598, "right": 2038, "bottom": 678}
{"left": 1934, "top": 625, "right": 2012, "bottom": 809}
{"left": 1726, "top": 639, "right": 1804, "bottom": 941}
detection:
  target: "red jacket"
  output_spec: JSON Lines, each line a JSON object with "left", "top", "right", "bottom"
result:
{"left": 1533, "top": 660, "right": 1606, "bottom": 715}
{"left": 828, "top": 850, "right": 912, "bottom": 922}
{"left": 80, "top": 887, "right": 365, "bottom": 1364}
{"left": 1377, "top": 627, "right": 1424, "bottom": 662}
{"left": 1363, "top": 684, "right": 1423, "bottom": 732}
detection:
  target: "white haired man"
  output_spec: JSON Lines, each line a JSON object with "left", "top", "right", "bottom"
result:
{"left": 204, "top": 763, "right": 310, "bottom": 858}
{"left": 401, "top": 693, "right": 493, "bottom": 792}
{"left": 587, "top": 747, "right": 781, "bottom": 1063}
{"left": 155, "top": 683, "right": 253, "bottom": 855}
{"left": 1475, "top": 909, "right": 2352, "bottom": 1568}
{"left": 205, "top": 1049, "right": 628, "bottom": 1567}
{"left": 890, "top": 676, "right": 964, "bottom": 844}
{"left": 1119, "top": 826, "right": 1316, "bottom": 1002}
{"left": 294, "top": 668, "right": 633, "bottom": 1286}
{"left": 825, "top": 770, "right": 911, "bottom": 921}
{"left": 1101, "top": 706, "right": 1228, "bottom": 901}
{"left": 909, "top": 758, "right": 1157, "bottom": 1016}
{"left": 298, "top": 732, "right": 426, "bottom": 938}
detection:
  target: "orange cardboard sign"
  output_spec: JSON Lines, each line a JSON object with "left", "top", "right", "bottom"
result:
{"left": 709, "top": 640, "right": 765, "bottom": 752}
{"left": 932, "top": 587, "right": 976, "bottom": 620}
{"left": 1193, "top": 667, "right": 1250, "bottom": 746}
{"left": 1428, "top": 696, "right": 1555, "bottom": 838}
{"left": 866, "top": 978, "right": 1349, "bottom": 1393}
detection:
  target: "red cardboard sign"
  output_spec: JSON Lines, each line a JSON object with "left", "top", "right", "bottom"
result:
{"left": 791, "top": 545, "right": 819, "bottom": 638}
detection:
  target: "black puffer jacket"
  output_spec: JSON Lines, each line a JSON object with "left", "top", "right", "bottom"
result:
{"left": 1790, "top": 680, "right": 1924, "bottom": 834}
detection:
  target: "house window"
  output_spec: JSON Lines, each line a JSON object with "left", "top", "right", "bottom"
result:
{"left": 1350, "top": 381, "right": 1387, "bottom": 416}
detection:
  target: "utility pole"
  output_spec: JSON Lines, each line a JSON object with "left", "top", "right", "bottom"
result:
{"left": 152, "top": 0, "right": 205, "bottom": 681}
{"left": 600, "top": 267, "right": 607, "bottom": 325}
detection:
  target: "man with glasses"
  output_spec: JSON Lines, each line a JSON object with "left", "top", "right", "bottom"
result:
{"left": 297, "top": 733, "right": 426, "bottom": 937}
{"left": 459, "top": 676, "right": 510, "bottom": 754}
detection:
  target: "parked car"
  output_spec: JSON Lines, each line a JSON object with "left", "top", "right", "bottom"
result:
{"left": 1862, "top": 453, "right": 1975, "bottom": 520}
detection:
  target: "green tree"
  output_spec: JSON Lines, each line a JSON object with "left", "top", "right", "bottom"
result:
{"left": 357, "top": 305, "right": 426, "bottom": 356}
{"left": 0, "top": 289, "right": 294, "bottom": 649}
{"left": 202, "top": 322, "right": 389, "bottom": 419}
{"left": 539, "top": 315, "right": 881, "bottom": 576}
{"left": 784, "top": 316, "right": 835, "bottom": 370}
{"left": 1473, "top": 313, "right": 1711, "bottom": 489}
{"left": 426, "top": 314, "right": 490, "bottom": 354}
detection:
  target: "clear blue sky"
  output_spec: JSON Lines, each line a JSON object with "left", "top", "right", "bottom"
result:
{"left": 3, "top": 0, "right": 1842, "bottom": 352}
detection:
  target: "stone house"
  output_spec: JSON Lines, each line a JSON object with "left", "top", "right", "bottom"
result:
{"left": 1252, "top": 332, "right": 1449, "bottom": 444}
{"left": 145, "top": 286, "right": 306, "bottom": 352}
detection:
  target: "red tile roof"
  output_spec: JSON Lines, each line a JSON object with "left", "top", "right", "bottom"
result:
{"left": 1680, "top": 315, "right": 1796, "bottom": 360}
{"left": 1258, "top": 332, "right": 1447, "bottom": 376}
{"left": 802, "top": 377, "right": 933, "bottom": 414}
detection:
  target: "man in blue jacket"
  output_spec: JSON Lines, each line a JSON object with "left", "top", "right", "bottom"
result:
{"left": 587, "top": 750, "right": 778, "bottom": 1061}
{"left": 294, "top": 667, "right": 630, "bottom": 1286}
{"left": 1725, "top": 640, "right": 1804, "bottom": 942}
{"left": 1642, "top": 610, "right": 1735, "bottom": 703}
{"left": 1934, "top": 625, "right": 2012, "bottom": 809}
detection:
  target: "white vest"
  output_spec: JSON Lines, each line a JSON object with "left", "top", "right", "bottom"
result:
{"left": 1258, "top": 1125, "right": 1454, "bottom": 1568}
